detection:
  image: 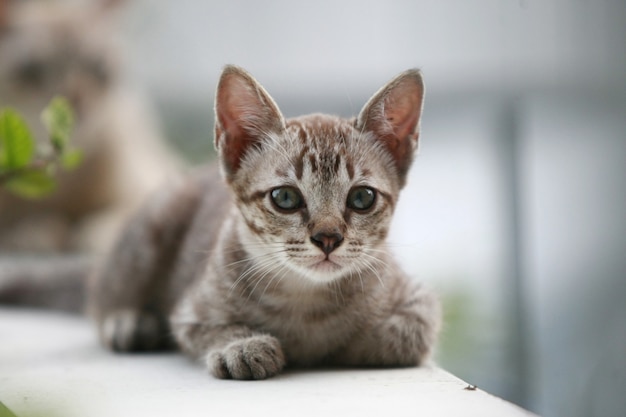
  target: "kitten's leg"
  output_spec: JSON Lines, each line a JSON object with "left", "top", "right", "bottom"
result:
{"left": 332, "top": 283, "right": 441, "bottom": 367}
{"left": 173, "top": 320, "right": 286, "bottom": 380}
{"left": 88, "top": 180, "right": 201, "bottom": 352}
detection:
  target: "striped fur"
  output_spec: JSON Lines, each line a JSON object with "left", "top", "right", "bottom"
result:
{"left": 89, "top": 66, "right": 441, "bottom": 380}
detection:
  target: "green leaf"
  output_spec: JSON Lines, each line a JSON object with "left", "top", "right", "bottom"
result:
{"left": 41, "top": 96, "right": 75, "bottom": 152}
{"left": 5, "top": 169, "right": 56, "bottom": 199}
{"left": 0, "top": 108, "right": 35, "bottom": 170}
{"left": 61, "top": 148, "right": 83, "bottom": 170}
{"left": 0, "top": 401, "right": 18, "bottom": 417}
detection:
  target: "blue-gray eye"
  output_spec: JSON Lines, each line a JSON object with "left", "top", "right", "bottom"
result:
{"left": 271, "top": 187, "right": 303, "bottom": 211}
{"left": 347, "top": 187, "right": 376, "bottom": 211}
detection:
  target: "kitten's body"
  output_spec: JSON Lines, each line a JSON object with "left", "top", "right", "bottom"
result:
{"left": 89, "top": 66, "right": 440, "bottom": 379}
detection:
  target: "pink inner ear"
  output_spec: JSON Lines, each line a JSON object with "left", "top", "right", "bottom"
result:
{"left": 217, "top": 89, "right": 248, "bottom": 140}
{"left": 216, "top": 107, "right": 252, "bottom": 174}
{"left": 383, "top": 81, "right": 423, "bottom": 142}
{"left": 214, "top": 67, "right": 285, "bottom": 177}
{"left": 374, "top": 80, "right": 423, "bottom": 169}
{"left": 217, "top": 74, "right": 256, "bottom": 130}
{"left": 356, "top": 70, "right": 424, "bottom": 186}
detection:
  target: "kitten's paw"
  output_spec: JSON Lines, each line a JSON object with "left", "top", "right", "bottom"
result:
{"left": 99, "top": 309, "right": 170, "bottom": 352}
{"left": 207, "top": 335, "right": 285, "bottom": 380}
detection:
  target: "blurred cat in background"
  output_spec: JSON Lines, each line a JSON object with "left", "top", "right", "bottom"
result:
{"left": 0, "top": 0, "right": 179, "bottom": 254}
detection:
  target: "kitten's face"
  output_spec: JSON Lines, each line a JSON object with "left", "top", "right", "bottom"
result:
{"left": 233, "top": 115, "right": 399, "bottom": 283}
{"left": 214, "top": 66, "right": 424, "bottom": 285}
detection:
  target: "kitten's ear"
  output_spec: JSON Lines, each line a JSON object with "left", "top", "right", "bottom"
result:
{"left": 356, "top": 69, "right": 424, "bottom": 186}
{"left": 214, "top": 65, "right": 285, "bottom": 180}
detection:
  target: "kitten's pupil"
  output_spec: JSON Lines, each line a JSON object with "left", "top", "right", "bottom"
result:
{"left": 271, "top": 187, "right": 303, "bottom": 211}
{"left": 347, "top": 187, "right": 376, "bottom": 211}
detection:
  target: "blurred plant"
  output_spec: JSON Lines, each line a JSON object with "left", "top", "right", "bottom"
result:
{"left": 436, "top": 287, "right": 481, "bottom": 367}
{"left": 0, "top": 401, "right": 17, "bottom": 417}
{"left": 0, "top": 97, "right": 81, "bottom": 198}
{"left": 0, "top": 399, "right": 67, "bottom": 417}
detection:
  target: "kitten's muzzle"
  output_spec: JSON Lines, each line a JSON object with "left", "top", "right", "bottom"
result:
{"left": 310, "top": 232, "right": 344, "bottom": 255}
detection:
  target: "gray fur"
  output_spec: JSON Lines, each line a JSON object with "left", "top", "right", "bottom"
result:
{"left": 89, "top": 66, "right": 441, "bottom": 379}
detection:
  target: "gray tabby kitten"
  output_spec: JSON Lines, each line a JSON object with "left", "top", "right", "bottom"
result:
{"left": 89, "top": 66, "right": 441, "bottom": 380}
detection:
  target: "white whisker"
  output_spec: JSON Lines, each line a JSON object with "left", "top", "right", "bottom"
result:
{"left": 222, "top": 248, "right": 287, "bottom": 273}
{"left": 228, "top": 253, "right": 283, "bottom": 296}
{"left": 244, "top": 257, "right": 286, "bottom": 303}
{"left": 259, "top": 262, "right": 291, "bottom": 300}
{"left": 358, "top": 254, "right": 386, "bottom": 288}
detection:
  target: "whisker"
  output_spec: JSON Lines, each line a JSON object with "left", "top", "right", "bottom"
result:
{"left": 259, "top": 262, "right": 291, "bottom": 300}
{"left": 244, "top": 258, "right": 285, "bottom": 302}
{"left": 228, "top": 254, "right": 282, "bottom": 296}
{"left": 348, "top": 262, "right": 365, "bottom": 293}
{"left": 331, "top": 279, "right": 346, "bottom": 305}
{"left": 221, "top": 248, "right": 287, "bottom": 273}
{"left": 192, "top": 241, "right": 286, "bottom": 260}
{"left": 358, "top": 255, "right": 386, "bottom": 288}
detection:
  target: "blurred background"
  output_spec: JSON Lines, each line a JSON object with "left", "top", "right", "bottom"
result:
{"left": 2, "top": 1, "right": 625, "bottom": 416}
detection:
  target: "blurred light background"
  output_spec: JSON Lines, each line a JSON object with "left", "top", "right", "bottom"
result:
{"left": 4, "top": 1, "right": 626, "bottom": 416}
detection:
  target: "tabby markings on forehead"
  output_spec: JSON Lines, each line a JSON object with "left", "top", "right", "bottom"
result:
{"left": 333, "top": 153, "right": 341, "bottom": 176}
{"left": 308, "top": 154, "right": 318, "bottom": 173}
{"left": 285, "top": 117, "right": 362, "bottom": 182}
{"left": 345, "top": 156, "right": 355, "bottom": 180}
{"left": 293, "top": 146, "right": 309, "bottom": 180}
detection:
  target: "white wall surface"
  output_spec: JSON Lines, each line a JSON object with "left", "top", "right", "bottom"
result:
{"left": 122, "top": 0, "right": 626, "bottom": 99}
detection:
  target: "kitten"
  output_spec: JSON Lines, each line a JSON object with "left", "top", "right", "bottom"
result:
{"left": 0, "top": 0, "right": 177, "bottom": 253}
{"left": 88, "top": 66, "right": 441, "bottom": 380}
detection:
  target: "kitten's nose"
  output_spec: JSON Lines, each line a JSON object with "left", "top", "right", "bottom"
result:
{"left": 310, "top": 232, "right": 344, "bottom": 255}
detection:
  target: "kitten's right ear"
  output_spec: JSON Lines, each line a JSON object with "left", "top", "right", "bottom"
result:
{"left": 214, "top": 65, "right": 285, "bottom": 180}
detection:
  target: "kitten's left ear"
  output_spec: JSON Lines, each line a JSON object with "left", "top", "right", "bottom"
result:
{"left": 356, "top": 69, "right": 424, "bottom": 187}
{"left": 214, "top": 65, "right": 286, "bottom": 180}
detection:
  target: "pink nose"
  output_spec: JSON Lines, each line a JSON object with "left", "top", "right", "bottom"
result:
{"left": 310, "top": 232, "right": 344, "bottom": 255}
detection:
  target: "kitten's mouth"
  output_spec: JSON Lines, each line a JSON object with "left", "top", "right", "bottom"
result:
{"left": 309, "top": 258, "right": 342, "bottom": 273}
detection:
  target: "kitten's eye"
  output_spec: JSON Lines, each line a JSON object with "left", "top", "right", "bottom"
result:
{"left": 271, "top": 187, "right": 304, "bottom": 212}
{"left": 347, "top": 187, "right": 376, "bottom": 211}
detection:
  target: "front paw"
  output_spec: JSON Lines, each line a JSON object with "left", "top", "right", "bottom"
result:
{"left": 207, "top": 335, "right": 285, "bottom": 380}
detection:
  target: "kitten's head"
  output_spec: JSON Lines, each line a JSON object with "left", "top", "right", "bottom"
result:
{"left": 0, "top": 0, "right": 123, "bottom": 140}
{"left": 214, "top": 66, "right": 424, "bottom": 284}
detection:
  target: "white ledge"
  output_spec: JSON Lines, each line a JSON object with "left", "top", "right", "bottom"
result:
{"left": 0, "top": 308, "right": 536, "bottom": 417}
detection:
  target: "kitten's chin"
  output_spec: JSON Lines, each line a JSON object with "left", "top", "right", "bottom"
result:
{"left": 299, "top": 258, "right": 347, "bottom": 284}
{"left": 311, "top": 259, "right": 341, "bottom": 274}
